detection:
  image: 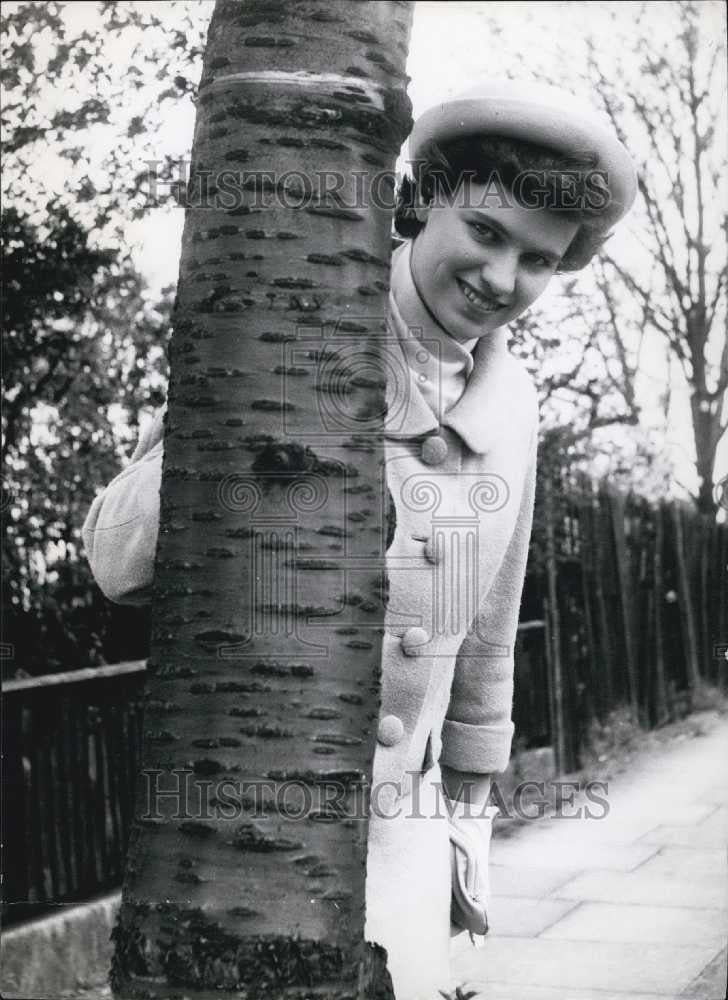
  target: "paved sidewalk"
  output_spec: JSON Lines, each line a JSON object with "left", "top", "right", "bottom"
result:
{"left": 452, "top": 711, "right": 728, "bottom": 1000}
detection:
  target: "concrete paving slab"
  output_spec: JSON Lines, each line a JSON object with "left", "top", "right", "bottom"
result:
{"left": 552, "top": 870, "right": 728, "bottom": 909}
{"left": 486, "top": 895, "right": 580, "bottom": 937}
{"left": 494, "top": 803, "right": 716, "bottom": 848}
{"left": 491, "top": 833, "right": 659, "bottom": 872}
{"left": 540, "top": 900, "right": 728, "bottom": 948}
{"left": 453, "top": 937, "right": 719, "bottom": 995}
{"left": 490, "top": 864, "right": 580, "bottom": 899}
{"left": 701, "top": 804, "right": 728, "bottom": 829}
{"left": 507, "top": 802, "right": 719, "bottom": 848}
{"left": 634, "top": 846, "right": 728, "bottom": 881}
{"left": 639, "top": 823, "right": 728, "bottom": 849}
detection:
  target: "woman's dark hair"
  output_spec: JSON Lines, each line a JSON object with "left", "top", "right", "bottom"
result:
{"left": 395, "top": 135, "right": 611, "bottom": 271}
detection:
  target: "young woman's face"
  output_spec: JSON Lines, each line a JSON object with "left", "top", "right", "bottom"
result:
{"left": 410, "top": 181, "right": 580, "bottom": 343}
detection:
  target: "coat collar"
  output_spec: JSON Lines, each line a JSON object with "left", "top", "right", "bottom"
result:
{"left": 385, "top": 241, "right": 533, "bottom": 455}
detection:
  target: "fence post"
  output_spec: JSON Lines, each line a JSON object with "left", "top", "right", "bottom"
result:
{"left": 698, "top": 514, "right": 711, "bottom": 680}
{"left": 671, "top": 502, "right": 701, "bottom": 691}
{"left": 610, "top": 489, "right": 639, "bottom": 720}
{"left": 594, "top": 486, "right": 615, "bottom": 710}
{"left": 653, "top": 502, "right": 669, "bottom": 724}
{"left": 543, "top": 472, "right": 567, "bottom": 773}
{"left": 719, "top": 521, "right": 727, "bottom": 693}
{"left": 578, "top": 476, "right": 601, "bottom": 720}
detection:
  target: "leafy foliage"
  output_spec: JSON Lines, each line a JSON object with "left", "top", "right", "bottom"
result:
{"left": 0, "top": 2, "right": 212, "bottom": 675}
{"left": 1, "top": 1, "right": 209, "bottom": 233}
{"left": 2, "top": 206, "right": 170, "bottom": 675}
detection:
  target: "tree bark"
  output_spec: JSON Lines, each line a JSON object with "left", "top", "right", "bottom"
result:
{"left": 111, "top": 2, "right": 413, "bottom": 996}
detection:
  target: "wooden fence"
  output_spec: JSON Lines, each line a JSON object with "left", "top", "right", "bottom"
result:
{"left": 2, "top": 478, "right": 725, "bottom": 925}
{"left": 529, "top": 472, "right": 727, "bottom": 771}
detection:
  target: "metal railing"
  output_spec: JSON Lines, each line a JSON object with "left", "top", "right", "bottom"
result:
{"left": 2, "top": 661, "right": 147, "bottom": 926}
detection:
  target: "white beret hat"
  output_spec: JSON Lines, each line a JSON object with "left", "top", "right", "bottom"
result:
{"left": 408, "top": 78, "right": 637, "bottom": 229}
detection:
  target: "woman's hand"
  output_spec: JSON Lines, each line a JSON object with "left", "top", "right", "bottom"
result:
{"left": 130, "top": 404, "right": 167, "bottom": 463}
{"left": 448, "top": 798, "right": 499, "bottom": 940}
{"left": 442, "top": 766, "right": 498, "bottom": 942}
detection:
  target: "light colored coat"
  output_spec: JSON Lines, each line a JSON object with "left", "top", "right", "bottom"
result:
{"left": 82, "top": 241, "right": 539, "bottom": 999}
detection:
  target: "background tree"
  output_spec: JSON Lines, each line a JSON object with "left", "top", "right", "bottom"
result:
{"left": 1, "top": 1, "right": 208, "bottom": 676}
{"left": 1, "top": 1, "right": 213, "bottom": 677}
{"left": 585, "top": 1, "right": 727, "bottom": 515}
{"left": 1, "top": 206, "right": 170, "bottom": 676}
{"left": 111, "top": 1, "right": 413, "bottom": 997}
{"left": 507, "top": 283, "right": 649, "bottom": 489}
{"left": 473, "top": 0, "right": 727, "bottom": 515}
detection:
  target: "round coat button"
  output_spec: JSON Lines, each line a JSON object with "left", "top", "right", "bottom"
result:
{"left": 377, "top": 714, "right": 404, "bottom": 746}
{"left": 401, "top": 626, "right": 429, "bottom": 656}
{"left": 424, "top": 537, "right": 442, "bottom": 564}
{"left": 421, "top": 434, "right": 448, "bottom": 466}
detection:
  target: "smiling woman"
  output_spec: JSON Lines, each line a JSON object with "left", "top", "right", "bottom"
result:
{"left": 390, "top": 81, "right": 636, "bottom": 357}
{"left": 409, "top": 195, "right": 581, "bottom": 342}
{"left": 359, "top": 77, "right": 638, "bottom": 996}
{"left": 83, "top": 75, "right": 638, "bottom": 1000}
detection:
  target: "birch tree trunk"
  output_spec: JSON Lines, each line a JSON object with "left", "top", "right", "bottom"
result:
{"left": 111, "top": 2, "right": 413, "bottom": 996}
